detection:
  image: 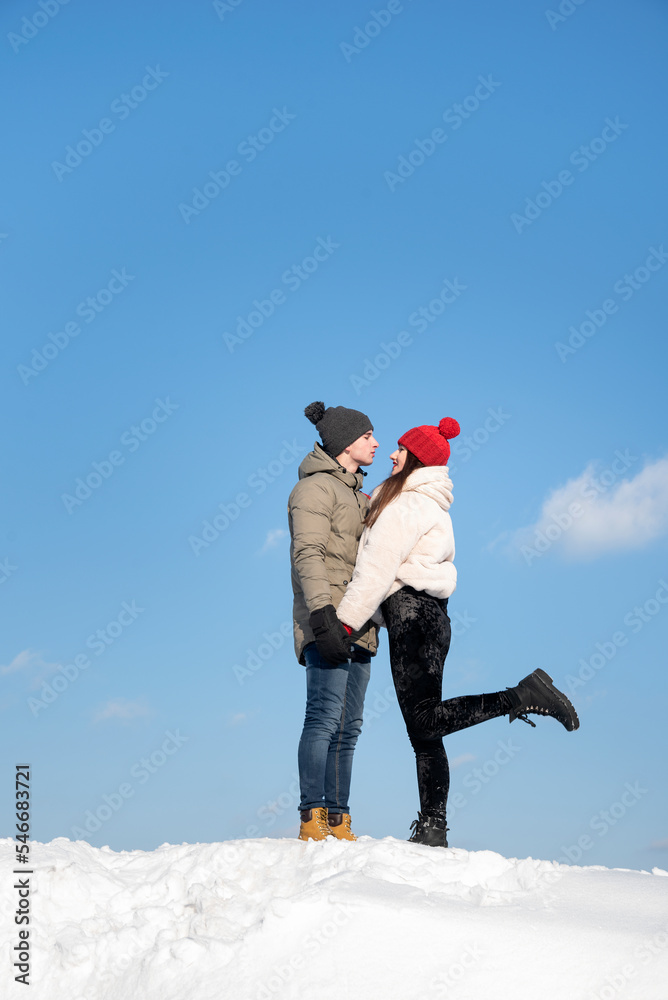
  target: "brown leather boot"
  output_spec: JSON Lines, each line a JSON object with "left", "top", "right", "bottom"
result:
{"left": 327, "top": 812, "right": 357, "bottom": 841}
{"left": 298, "top": 807, "right": 332, "bottom": 841}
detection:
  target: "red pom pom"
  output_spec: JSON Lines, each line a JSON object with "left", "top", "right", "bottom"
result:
{"left": 438, "top": 417, "right": 460, "bottom": 440}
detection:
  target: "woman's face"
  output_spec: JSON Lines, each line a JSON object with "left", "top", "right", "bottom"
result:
{"left": 389, "top": 445, "right": 407, "bottom": 475}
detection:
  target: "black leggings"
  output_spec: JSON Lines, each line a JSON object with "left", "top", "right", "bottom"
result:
{"left": 381, "top": 585, "right": 508, "bottom": 822}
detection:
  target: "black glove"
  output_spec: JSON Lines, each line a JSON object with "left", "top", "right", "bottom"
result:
{"left": 309, "top": 604, "right": 353, "bottom": 666}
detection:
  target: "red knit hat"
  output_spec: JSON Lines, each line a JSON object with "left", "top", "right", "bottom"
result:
{"left": 398, "top": 417, "right": 460, "bottom": 466}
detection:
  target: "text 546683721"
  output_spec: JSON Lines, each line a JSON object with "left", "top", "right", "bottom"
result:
{"left": 14, "top": 764, "right": 32, "bottom": 985}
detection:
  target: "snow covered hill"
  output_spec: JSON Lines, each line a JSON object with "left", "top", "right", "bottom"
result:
{"left": 2, "top": 836, "right": 668, "bottom": 1000}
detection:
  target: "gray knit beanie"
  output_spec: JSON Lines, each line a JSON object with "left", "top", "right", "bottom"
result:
{"left": 304, "top": 401, "right": 373, "bottom": 459}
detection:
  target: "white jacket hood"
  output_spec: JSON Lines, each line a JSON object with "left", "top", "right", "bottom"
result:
{"left": 401, "top": 466, "right": 454, "bottom": 512}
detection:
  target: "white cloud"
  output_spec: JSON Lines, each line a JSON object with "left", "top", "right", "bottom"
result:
{"left": 93, "top": 699, "right": 151, "bottom": 723}
{"left": 649, "top": 838, "right": 668, "bottom": 851}
{"left": 0, "top": 649, "right": 36, "bottom": 675}
{"left": 0, "top": 648, "right": 60, "bottom": 687}
{"left": 451, "top": 753, "right": 476, "bottom": 769}
{"left": 505, "top": 455, "right": 668, "bottom": 562}
{"left": 260, "top": 528, "right": 288, "bottom": 553}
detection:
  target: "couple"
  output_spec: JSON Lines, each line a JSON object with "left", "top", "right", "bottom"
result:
{"left": 287, "top": 402, "right": 579, "bottom": 847}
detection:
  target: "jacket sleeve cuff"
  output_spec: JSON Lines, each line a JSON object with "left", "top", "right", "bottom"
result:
{"left": 336, "top": 596, "right": 378, "bottom": 632}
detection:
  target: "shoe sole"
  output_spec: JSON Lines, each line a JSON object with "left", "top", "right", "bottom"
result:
{"left": 532, "top": 668, "right": 580, "bottom": 731}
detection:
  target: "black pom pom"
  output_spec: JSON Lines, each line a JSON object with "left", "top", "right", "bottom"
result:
{"left": 305, "top": 401, "right": 326, "bottom": 425}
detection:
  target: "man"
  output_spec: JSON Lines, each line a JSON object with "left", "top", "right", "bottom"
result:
{"left": 288, "top": 401, "right": 379, "bottom": 841}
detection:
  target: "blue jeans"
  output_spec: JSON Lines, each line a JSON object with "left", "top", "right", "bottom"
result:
{"left": 297, "top": 642, "right": 371, "bottom": 813}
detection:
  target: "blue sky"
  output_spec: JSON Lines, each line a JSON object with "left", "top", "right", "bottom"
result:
{"left": 2, "top": 0, "right": 667, "bottom": 870}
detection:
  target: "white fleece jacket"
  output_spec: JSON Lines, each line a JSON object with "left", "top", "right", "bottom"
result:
{"left": 336, "top": 466, "right": 456, "bottom": 631}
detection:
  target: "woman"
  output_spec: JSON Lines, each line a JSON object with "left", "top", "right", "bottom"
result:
{"left": 335, "top": 417, "right": 579, "bottom": 848}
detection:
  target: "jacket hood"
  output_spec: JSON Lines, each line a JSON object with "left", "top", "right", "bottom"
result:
{"left": 403, "top": 465, "right": 454, "bottom": 511}
{"left": 298, "top": 441, "right": 365, "bottom": 490}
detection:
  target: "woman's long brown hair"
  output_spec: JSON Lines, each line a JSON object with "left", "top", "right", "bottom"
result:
{"left": 364, "top": 450, "right": 425, "bottom": 529}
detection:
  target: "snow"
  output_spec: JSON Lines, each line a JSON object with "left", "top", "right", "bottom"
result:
{"left": 2, "top": 836, "right": 668, "bottom": 999}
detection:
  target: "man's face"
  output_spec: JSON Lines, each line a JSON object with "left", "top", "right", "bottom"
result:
{"left": 345, "top": 430, "right": 378, "bottom": 467}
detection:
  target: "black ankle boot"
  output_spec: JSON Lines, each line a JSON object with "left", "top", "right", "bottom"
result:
{"left": 408, "top": 812, "right": 449, "bottom": 848}
{"left": 503, "top": 668, "right": 579, "bottom": 731}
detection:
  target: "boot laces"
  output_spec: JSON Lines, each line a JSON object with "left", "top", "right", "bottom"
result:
{"left": 408, "top": 817, "right": 421, "bottom": 840}
{"left": 316, "top": 808, "right": 331, "bottom": 834}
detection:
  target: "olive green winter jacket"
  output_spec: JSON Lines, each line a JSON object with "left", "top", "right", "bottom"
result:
{"left": 288, "top": 442, "right": 379, "bottom": 664}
